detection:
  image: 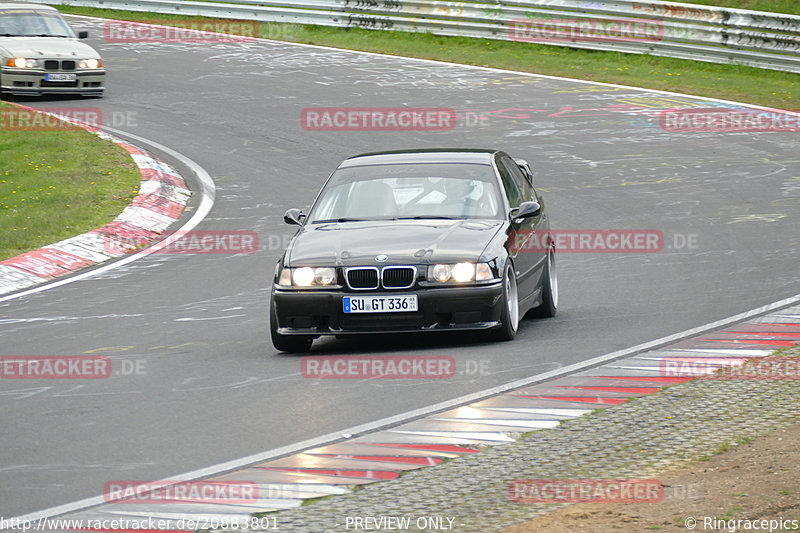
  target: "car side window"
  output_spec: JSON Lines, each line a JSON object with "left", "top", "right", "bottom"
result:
{"left": 496, "top": 159, "right": 522, "bottom": 209}
{"left": 500, "top": 157, "right": 533, "bottom": 202}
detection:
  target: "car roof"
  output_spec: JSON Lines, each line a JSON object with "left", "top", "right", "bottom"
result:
{"left": 0, "top": 3, "right": 59, "bottom": 11}
{"left": 339, "top": 148, "right": 500, "bottom": 168}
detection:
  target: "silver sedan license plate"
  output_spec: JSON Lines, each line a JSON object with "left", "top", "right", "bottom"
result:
{"left": 343, "top": 295, "right": 418, "bottom": 313}
{"left": 45, "top": 73, "right": 76, "bottom": 81}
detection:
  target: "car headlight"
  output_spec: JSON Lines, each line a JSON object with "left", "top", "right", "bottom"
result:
{"left": 432, "top": 264, "right": 452, "bottom": 283}
{"left": 78, "top": 58, "right": 102, "bottom": 69}
{"left": 428, "top": 262, "right": 495, "bottom": 283}
{"left": 7, "top": 58, "right": 37, "bottom": 68}
{"left": 278, "top": 266, "right": 338, "bottom": 288}
{"left": 452, "top": 262, "right": 475, "bottom": 282}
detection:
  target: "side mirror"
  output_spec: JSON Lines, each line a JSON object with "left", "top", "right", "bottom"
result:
{"left": 514, "top": 158, "right": 534, "bottom": 186}
{"left": 510, "top": 201, "right": 541, "bottom": 221}
{"left": 283, "top": 208, "right": 306, "bottom": 226}
{"left": 78, "top": 30, "right": 88, "bottom": 39}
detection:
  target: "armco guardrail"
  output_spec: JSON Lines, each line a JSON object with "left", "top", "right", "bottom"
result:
{"left": 41, "top": 0, "right": 800, "bottom": 73}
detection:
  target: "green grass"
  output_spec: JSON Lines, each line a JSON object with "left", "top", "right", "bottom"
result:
{"left": 0, "top": 102, "right": 141, "bottom": 261}
{"left": 60, "top": 7, "right": 798, "bottom": 110}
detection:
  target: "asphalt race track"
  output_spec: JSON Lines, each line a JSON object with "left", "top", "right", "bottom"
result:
{"left": 1, "top": 16, "right": 799, "bottom": 519}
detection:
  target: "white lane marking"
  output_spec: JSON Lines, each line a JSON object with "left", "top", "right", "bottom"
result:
{"left": 634, "top": 357, "right": 732, "bottom": 365}
{"left": 0, "top": 128, "right": 215, "bottom": 304}
{"left": 390, "top": 431, "right": 516, "bottom": 442}
{"left": 0, "top": 314, "right": 144, "bottom": 324}
{"left": 602, "top": 366, "right": 667, "bottom": 372}
{"left": 481, "top": 407, "right": 591, "bottom": 417}
{"left": 672, "top": 349, "right": 775, "bottom": 356}
{"left": 244, "top": 483, "right": 350, "bottom": 496}
{"left": 432, "top": 418, "right": 561, "bottom": 429}
{"left": 174, "top": 315, "right": 247, "bottom": 321}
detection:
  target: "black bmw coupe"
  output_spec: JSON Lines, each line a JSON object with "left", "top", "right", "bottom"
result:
{"left": 270, "top": 149, "right": 557, "bottom": 352}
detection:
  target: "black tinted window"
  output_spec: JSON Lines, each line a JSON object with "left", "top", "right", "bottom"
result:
{"left": 500, "top": 157, "right": 533, "bottom": 203}
{"left": 497, "top": 159, "right": 522, "bottom": 208}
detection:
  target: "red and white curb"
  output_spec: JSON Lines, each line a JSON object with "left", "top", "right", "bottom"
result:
{"left": 42, "top": 303, "right": 799, "bottom": 530}
{"left": 0, "top": 106, "right": 191, "bottom": 296}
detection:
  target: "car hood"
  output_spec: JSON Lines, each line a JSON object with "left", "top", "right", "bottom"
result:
{"left": 286, "top": 219, "right": 505, "bottom": 267}
{"left": 0, "top": 37, "right": 99, "bottom": 58}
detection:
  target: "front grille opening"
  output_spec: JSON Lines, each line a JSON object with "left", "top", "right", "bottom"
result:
{"left": 453, "top": 311, "right": 482, "bottom": 324}
{"left": 287, "top": 316, "right": 313, "bottom": 328}
{"left": 346, "top": 268, "right": 379, "bottom": 290}
{"left": 41, "top": 81, "right": 78, "bottom": 88}
{"left": 382, "top": 266, "right": 415, "bottom": 289}
{"left": 341, "top": 313, "right": 425, "bottom": 330}
{"left": 61, "top": 60, "right": 75, "bottom": 70}
{"left": 44, "top": 60, "right": 59, "bottom": 70}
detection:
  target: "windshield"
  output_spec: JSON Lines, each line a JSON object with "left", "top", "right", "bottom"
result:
{"left": 307, "top": 162, "right": 502, "bottom": 223}
{"left": 0, "top": 9, "right": 74, "bottom": 37}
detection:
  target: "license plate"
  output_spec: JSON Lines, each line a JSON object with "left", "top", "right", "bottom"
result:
{"left": 343, "top": 295, "right": 418, "bottom": 313}
{"left": 45, "top": 73, "right": 76, "bottom": 81}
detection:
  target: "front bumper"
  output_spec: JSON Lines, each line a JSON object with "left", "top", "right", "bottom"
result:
{"left": 272, "top": 282, "right": 505, "bottom": 336}
{"left": 1, "top": 67, "right": 105, "bottom": 96}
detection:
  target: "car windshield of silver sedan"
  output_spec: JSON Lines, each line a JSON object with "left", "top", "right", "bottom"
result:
{"left": 0, "top": 9, "right": 74, "bottom": 37}
{"left": 308, "top": 162, "right": 503, "bottom": 223}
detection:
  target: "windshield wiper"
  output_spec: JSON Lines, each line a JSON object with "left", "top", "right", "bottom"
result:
{"left": 24, "top": 33, "right": 67, "bottom": 37}
{"left": 313, "top": 217, "right": 372, "bottom": 223}
{"left": 396, "top": 215, "right": 461, "bottom": 220}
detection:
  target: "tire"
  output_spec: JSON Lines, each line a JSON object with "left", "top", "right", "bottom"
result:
{"left": 270, "top": 297, "right": 313, "bottom": 353}
{"left": 491, "top": 261, "right": 520, "bottom": 341}
{"left": 529, "top": 247, "right": 558, "bottom": 318}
